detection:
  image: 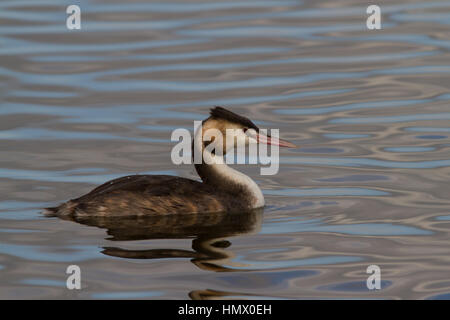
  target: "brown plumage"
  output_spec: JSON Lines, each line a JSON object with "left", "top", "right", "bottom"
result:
{"left": 210, "top": 106, "right": 259, "bottom": 132}
{"left": 45, "top": 174, "right": 252, "bottom": 217}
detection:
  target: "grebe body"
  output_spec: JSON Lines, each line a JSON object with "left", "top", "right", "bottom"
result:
{"left": 45, "top": 107, "right": 295, "bottom": 217}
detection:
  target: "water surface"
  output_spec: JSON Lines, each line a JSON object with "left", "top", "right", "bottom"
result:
{"left": 1, "top": 0, "right": 450, "bottom": 299}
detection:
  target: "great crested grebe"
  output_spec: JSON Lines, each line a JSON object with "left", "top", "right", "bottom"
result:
{"left": 45, "top": 106, "right": 295, "bottom": 217}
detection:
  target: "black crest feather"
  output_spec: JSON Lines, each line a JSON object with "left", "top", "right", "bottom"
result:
{"left": 209, "top": 106, "right": 259, "bottom": 131}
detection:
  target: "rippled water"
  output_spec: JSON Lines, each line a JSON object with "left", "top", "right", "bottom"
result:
{"left": 1, "top": 0, "right": 450, "bottom": 299}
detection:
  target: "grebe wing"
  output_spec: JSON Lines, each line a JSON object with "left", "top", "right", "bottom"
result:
{"left": 77, "top": 175, "right": 188, "bottom": 200}
{"left": 47, "top": 175, "right": 228, "bottom": 216}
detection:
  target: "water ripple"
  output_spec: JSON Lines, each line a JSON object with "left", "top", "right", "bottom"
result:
{"left": 1, "top": 0, "right": 449, "bottom": 300}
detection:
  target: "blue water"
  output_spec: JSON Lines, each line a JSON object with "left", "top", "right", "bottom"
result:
{"left": 0, "top": 0, "right": 449, "bottom": 300}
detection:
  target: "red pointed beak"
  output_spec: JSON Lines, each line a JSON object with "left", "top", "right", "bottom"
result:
{"left": 256, "top": 133, "right": 297, "bottom": 148}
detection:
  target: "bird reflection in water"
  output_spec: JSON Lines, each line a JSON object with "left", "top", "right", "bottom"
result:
{"left": 57, "top": 209, "right": 263, "bottom": 272}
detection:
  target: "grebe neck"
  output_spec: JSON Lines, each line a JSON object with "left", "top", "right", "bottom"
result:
{"left": 193, "top": 126, "right": 264, "bottom": 209}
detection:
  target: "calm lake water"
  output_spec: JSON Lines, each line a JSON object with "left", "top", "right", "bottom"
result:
{"left": 1, "top": 0, "right": 450, "bottom": 299}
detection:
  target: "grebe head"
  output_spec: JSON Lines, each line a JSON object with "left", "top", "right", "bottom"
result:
{"left": 201, "top": 106, "right": 296, "bottom": 156}
{"left": 193, "top": 106, "right": 296, "bottom": 209}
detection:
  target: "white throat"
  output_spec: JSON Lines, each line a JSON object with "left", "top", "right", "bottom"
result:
{"left": 193, "top": 125, "right": 265, "bottom": 209}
